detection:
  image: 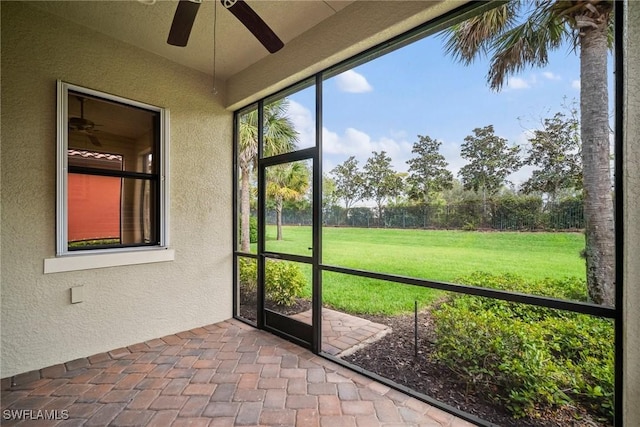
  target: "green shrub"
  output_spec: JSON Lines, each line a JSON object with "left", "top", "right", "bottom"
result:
{"left": 546, "top": 196, "right": 584, "bottom": 229}
{"left": 249, "top": 216, "right": 258, "bottom": 243}
{"left": 264, "top": 260, "right": 306, "bottom": 306}
{"left": 68, "top": 238, "right": 120, "bottom": 248}
{"left": 238, "top": 258, "right": 257, "bottom": 292}
{"left": 432, "top": 273, "right": 614, "bottom": 421}
{"left": 462, "top": 221, "right": 477, "bottom": 231}
{"left": 491, "top": 195, "right": 544, "bottom": 230}
{"left": 458, "top": 271, "right": 588, "bottom": 302}
{"left": 237, "top": 258, "right": 305, "bottom": 306}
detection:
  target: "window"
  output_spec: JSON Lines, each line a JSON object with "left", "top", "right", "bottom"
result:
{"left": 233, "top": 1, "right": 621, "bottom": 424}
{"left": 56, "top": 81, "right": 169, "bottom": 256}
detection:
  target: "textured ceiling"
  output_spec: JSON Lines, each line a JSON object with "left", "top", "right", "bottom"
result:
{"left": 30, "top": 0, "right": 354, "bottom": 81}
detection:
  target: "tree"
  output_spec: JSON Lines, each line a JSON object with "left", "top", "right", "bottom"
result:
{"left": 322, "top": 174, "right": 339, "bottom": 216}
{"left": 406, "top": 135, "right": 454, "bottom": 205}
{"left": 362, "top": 151, "right": 403, "bottom": 226}
{"left": 238, "top": 100, "right": 298, "bottom": 251}
{"left": 390, "top": 172, "right": 409, "bottom": 206}
{"left": 442, "top": 179, "right": 480, "bottom": 205}
{"left": 458, "top": 125, "right": 521, "bottom": 210}
{"left": 330, "top": 156, "right": 365, "bottom": 225}
{"left": 521, "top": 110, "right": 582, "bottom": 203}
{"left": 442, "top": 1, "right": 615, "bottom": 306}
{"left": 266, "top": 162, "right": 310, "bottom": 241}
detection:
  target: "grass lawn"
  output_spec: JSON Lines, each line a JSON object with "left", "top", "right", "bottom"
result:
{"left": 254, "top": 226, "right": 585, "bottom": 315}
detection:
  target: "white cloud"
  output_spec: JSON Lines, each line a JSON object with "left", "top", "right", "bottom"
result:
{"left": 286, "top": 98, "right": 537, "bottom": 196}
{"left": 572, "top": 79, "right": 581, "bottom": 90}
{"left": 322, "top": 126, "right": 412, "bottom": 172}
{"left": 514, "top": 129, "right": 535, "bottom": 147}
{"left": 542, "top": 71, "right": 561, "bottom": 80}
{"left": 503, "top": 72, "right": 561, "bottom": 91}
{"left": 334, "top": 70, "right": 373, "bottom": 93}
{"left": 439, "top": 140, "right": 465, "bottom": 179}
{"left": 287, "top": 100, "right": 315, "bottom": 150}
{"left": 509, "top": 164, "right": 535, "bottom": 188}
{"left": 506, "top": 77, "right": 530, "bottom": 90}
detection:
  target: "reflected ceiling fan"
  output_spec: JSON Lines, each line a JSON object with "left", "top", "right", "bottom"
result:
{"left": 68, "top": 96, "right": 102, "bottom": 147}
{"left": 167, "top": 0, "right": 284, "bottom": 53}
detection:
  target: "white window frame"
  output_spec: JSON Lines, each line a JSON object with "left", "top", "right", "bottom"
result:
{"left": 45, "top": 81, "right": 172, "bottom": 273}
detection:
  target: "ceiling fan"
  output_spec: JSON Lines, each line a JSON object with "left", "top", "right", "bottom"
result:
{"left": 68, "top": 96, "right": 102, "bottom": 147}
{"left": 167, "top": 0, "right": 284, "bottom": 53}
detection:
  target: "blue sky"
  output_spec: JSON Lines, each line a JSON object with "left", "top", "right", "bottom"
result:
{"left": 286, "top": 27, "right": 614, "bottom": 193}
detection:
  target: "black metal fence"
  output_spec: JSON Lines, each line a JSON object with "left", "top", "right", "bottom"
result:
{"left": 266, "top": 199, "right": 584, "bottom": 231}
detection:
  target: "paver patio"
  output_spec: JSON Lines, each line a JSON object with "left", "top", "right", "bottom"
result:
{"left": 0, "top": 319, "right": 477, "bottom": 426}
{"left": 291, "top": 308, "right": 391, "bottom": 357}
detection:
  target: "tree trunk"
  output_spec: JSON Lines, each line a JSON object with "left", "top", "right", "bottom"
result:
{"left": 343, "top": 200, "right": 351, "bottom": 226}
{"left": 240, "top": 166, "right": 251, "bottom": 252}
{"left": 276, "top": 198, "right": 283, "bottom": 240}
{"left": 481, "top": 186, "right": 488, "bottom": 227}
{"left": 580, "top": 18, "right": 616, "bottom": 306}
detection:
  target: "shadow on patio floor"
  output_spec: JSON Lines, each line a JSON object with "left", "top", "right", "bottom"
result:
{"left": 0, "top": 319, "right": 477, "bottom": 426}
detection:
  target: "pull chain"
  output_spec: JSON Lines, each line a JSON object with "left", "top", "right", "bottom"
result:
{"left": 212, "top": 0, "right": 218, "bottom": 95}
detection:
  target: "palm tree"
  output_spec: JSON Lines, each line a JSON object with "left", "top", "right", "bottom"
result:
{"left": 238, "top": 100, "right": 299, "bottom": 252}
{"left": 442, "top": 0, "right": 614, "bottom": 306}
{"left": 266, "top": 162, "right": 311, "bottom": 240}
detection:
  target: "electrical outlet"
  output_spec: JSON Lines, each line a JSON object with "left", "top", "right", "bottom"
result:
{"left": 70, "top": 286, "right": 84, "bottom": 304}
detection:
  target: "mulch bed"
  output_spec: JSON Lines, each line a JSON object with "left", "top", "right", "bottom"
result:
{"left": 345, "top": 310, "right": 609, "bottom": 427}
{"left": 238, "top": 288, "right": 311, "bottom": 323}
{"left": 238, "top": 290, "right": 607, "bottom": 426}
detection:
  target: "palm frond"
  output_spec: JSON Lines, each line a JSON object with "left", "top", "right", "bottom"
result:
{"left": 238, "top": 98, "right": 300, "bottom": 170}
{"left": 551, "top": 0, "right": 613, "bottom": 47}
{"left": 441, "top": 1, "right": 520, "bottom": 65}
{"left": 263, "top": 99, "right": 299, "bottom": 157}
{"left": 266, "top": 162, "right": 310, "bottom": 202}
{"left": 487, "top": 1, "right": 570, "bottom": 90}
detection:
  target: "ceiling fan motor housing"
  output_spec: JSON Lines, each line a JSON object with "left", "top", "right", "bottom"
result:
{"left": 69, "top": 117, "right": 96, "bottom": 131}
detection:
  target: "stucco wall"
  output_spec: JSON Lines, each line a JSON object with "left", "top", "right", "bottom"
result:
{"left": 0, "top": 2, "right": 232, "bottom": 377}
{"left": 623, "top": 2, "right": 640, "bottom": 425}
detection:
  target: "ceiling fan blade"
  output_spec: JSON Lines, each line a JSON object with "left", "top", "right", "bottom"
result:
{"left": 88, "top": 134, "right": 102, "bottom": 147}
{"left": 167, "top": 0, "right": 201, "bottom": 47}
{"left": 222, "top": 0, "right": 284, "bottom": 53}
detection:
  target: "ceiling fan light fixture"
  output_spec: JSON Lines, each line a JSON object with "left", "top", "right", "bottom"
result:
{"left": 69, "top": 117, "right": 95, "bottom": 132}
{"left": 69, "top": 97, "right": 102, "bottom": 147}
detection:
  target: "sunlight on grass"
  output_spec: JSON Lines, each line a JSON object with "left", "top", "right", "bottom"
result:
{"left": 322, "top": 272, "right": 441, "bottom": 315}
{"left": 258, "top": 226, "right": 585, "bottom": 315}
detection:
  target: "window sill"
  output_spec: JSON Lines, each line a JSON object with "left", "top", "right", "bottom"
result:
{"left": 44, "top": 248, "right": 175, "bottom": 273}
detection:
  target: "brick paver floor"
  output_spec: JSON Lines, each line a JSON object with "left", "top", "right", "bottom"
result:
{"left": 1, "top": 319, "right": 477, "bottom": 426}
{"left": 291, "top": 308, "right": 391, "bottom": 357}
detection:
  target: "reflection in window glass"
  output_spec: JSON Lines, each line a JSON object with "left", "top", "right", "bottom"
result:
{"left": 68, "top": 171, "right": 121, "bottom": 246}
{"left": 67, "top": 91, "right": 156, "bottom": 174}
{"left": 64, "top": 86, "right": 161, "bottom": 252}
{"left": 68, "top": 175, "right": 157, "bottom": 249}
{"left": 68, "top": 151, "right": 124, "bottom": 247}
